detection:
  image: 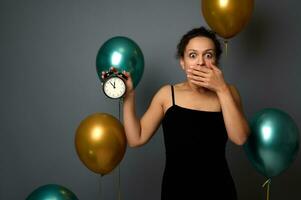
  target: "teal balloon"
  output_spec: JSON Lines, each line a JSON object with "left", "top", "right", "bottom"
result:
{"left": 244, "top": 108, "right": 299, "bottom": 178}
{"left": 96, "top": 36, "right": 144, "bottom": 88}
{"left": 26, "top": 184, "right": 78, "bottom": 200}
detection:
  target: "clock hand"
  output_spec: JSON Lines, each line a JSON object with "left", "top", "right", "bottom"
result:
{"left": 109, "top": 81, "right": 115, "bottom": 88}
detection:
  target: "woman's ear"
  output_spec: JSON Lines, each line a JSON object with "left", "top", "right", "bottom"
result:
{"left": 180, "top": 58, "right": 185, "bottom": 70}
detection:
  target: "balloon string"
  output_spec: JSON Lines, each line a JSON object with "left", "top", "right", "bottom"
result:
{"left": 118, "top": 98, "right": 123, "bottom": 200}
{"left": 262, "top": 178, "right": 271, "bottom": 200}
{"left": 99, "top": 175, "right": 103, "bottom": 200}
{"left": 223, "top": 40, "right": 228, "bottom": 57}
{"left": 118, "top": 165, "right": 121, "bottom": 200}
{"left": 119, "top": 98, "right": 121, "bottom": 121}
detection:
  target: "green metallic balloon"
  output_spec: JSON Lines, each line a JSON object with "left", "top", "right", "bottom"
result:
{"left": 96, "top": 36, "right": 144, "bottom": 88}
{"left": 244, "top": 108, "right": 299, "bottom": 178}
{"left": 26, "top": 184, "right": 78, "bottom": 200}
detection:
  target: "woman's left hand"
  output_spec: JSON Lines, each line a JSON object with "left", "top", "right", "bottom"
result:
{"left": 186, "top": 61, "right": 228, "bottom": 93}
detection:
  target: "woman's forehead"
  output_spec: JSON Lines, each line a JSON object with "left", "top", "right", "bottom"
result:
{"left": 186, "top": 37, "right": 215, "bottom": 51}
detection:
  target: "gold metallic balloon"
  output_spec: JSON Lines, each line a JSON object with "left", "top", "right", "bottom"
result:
{"left": 75, "top": 113, "right": 127, "bottom": 175}
{"left": 202, "top": 0, "right": 254, "bottom": 39}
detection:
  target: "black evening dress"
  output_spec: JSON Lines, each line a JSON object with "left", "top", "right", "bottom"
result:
{"left": 161, "top": 85, "right": 237, "bottom": 200}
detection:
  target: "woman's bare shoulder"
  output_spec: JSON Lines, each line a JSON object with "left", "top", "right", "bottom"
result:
{"left": 157, "top": 83, "right": 186, "bottom": 96}
{"left": 150, "top": 84, "right": 171, "bottom": 105}
{"left": 153, "top": 82, "right": 186, "bottom": 104}
{"left": 154, "top": 84, "right": 171, "bottom": 94}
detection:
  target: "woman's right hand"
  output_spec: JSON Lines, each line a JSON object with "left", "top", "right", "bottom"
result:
{"left": 120, "top": 69, "right": 134, "bottom": 98}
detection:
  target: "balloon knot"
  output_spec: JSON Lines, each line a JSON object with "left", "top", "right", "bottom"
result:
{"left": 262, "top": 178, "right": 271, "bottom": 188}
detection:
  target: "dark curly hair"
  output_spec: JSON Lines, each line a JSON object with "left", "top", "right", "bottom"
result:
{"left": 176, "top": 26, "right": 222, "bottom": 64}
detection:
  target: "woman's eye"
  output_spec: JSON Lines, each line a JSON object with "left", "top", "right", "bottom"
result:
{"left": 189, "top": 53, "right": 197, "bottom": 58}
{"left": 204, "top": 53, "right": 213, "bottom": 59}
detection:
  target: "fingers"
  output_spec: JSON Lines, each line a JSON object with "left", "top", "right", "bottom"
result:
{"left": 190, "top": 65, "right": 211, "bottom": 73}
{"left": 208, "top": 61, "right": 220, "bottom": 72}
{"left": 187, "top": 73, "right": 208, "bottom": 82}
{"left": 122, "top": 70, "right": 131, "bottom": 78}
{"left": 186, "top": 66, "right": 209, "bottom": 78}
{"left": 117, "top": 71, "right": 129, "bottom": 80}
{"left": 186, "top": 66, "right": 210, "bottom": 87}
{"left": 190, "top": 79, "right": 210, "bottom": 88}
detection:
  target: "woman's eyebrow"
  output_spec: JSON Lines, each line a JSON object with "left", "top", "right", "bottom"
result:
{"left": 187, "top": 48, "right": 215, "bottom": 52}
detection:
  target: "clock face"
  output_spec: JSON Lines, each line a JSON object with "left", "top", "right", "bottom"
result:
{"left": 103, "top": 76, "right": 126, "bottom": 99}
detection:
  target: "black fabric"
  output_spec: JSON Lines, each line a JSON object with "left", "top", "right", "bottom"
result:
{"left": 161, "top": 85, "right": 237, "bottom": 200}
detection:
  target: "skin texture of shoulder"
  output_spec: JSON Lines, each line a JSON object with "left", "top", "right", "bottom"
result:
{"left": 152, "top": 84, "right": 173, "bottom": 111}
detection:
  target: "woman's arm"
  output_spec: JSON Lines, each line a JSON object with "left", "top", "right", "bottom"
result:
{"left": 186, "top": 62, "right": 250, "bottom": 145}
{"left": 123, "top": 85, "right": 168, "bottom": 147}
{"left": 217, "top": 84, "right": 250, "bottom": 145}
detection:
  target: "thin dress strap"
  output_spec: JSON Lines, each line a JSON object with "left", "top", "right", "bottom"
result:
{"left": 171, "top": 85, "right": 175, "bottom": 106}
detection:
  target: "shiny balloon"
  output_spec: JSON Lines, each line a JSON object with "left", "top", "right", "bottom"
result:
{"left": 26, "top": 184, "right": 78, "bottom": 200}
{"left": 75, "top": 113, "right": 127, "bottom": 176}
{"left": 96, "top": 36, "right": 144, "bottom": 88}
{"left": 202, "top": 0, "right": 254, "bottom": 39}
{"left": 244, "top": 108, "right": 299, "bottom": 178}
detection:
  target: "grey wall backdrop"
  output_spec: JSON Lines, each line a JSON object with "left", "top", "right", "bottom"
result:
{"left": 1, "top": 0, "right": 300, "bottom": 199}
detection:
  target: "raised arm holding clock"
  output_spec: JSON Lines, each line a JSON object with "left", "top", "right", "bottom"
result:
{"left": 101, "top": 27, "right": 250, "bottom": 200}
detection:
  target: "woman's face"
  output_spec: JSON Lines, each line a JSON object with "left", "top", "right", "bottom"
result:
{"left": 180, "top": 36, "right": 217, "bottom": 71}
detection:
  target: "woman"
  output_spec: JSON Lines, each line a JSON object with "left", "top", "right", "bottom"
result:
{"left": 105, "top": 27, "right": 250, "bottom": 199}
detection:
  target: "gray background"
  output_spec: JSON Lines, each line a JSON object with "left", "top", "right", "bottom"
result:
{"left": 1, "top": 0, "right": 300, "bottom": 199}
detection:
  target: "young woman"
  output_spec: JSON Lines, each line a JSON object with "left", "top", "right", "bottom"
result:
{"left": 106, "top": 27, "right": 250, "bottom": 199}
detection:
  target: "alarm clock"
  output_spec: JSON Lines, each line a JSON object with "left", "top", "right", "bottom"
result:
{"left": 102, "top": 72, "right": 127, "bottom": 99}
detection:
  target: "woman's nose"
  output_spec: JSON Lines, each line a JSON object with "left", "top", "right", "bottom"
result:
{"left": 197, "top": 56, "right": 205, "bottom": 66}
